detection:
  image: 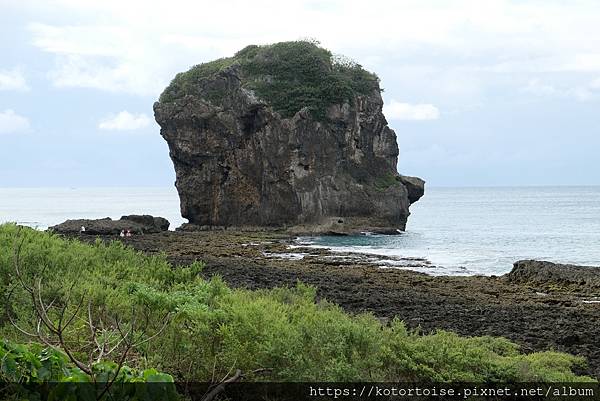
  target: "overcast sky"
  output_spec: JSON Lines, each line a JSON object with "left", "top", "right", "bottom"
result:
{"left": 1, "top": 0, "right": 599, "bottom": 187}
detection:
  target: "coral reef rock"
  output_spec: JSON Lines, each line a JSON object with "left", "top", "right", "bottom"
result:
{"left": 50, "top": 215, "right": 170, "bottom": 235}
{"left": 154, "top": 41, "right": 424, "bottom": 234}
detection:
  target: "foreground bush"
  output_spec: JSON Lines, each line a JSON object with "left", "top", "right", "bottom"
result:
{"left": 0, "top": 224, "right": 594, "bottom": 384}
{"left": 0, "top": 340, "right": 177, "bottom": 400}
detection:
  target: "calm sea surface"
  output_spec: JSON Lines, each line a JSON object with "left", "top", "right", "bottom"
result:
{"left": 0, "top": 187, "right": 188, "bottom": 231}
{"left": 1, "top": 186, "right": 599, "bottom": 276}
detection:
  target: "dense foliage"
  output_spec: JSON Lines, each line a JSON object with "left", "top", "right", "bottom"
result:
{"left": 159, "top": 40, "right": 381, "bottom": 120}
{"left": 0, "top": 340, "right": 176, "bottom": 400}
{"left": 0, "top": 224, "right": 594, "bottom": 387}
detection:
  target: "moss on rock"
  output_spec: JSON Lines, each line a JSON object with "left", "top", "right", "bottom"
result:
{"left": 159, "top": 40, "right": 381, "bottom": 121}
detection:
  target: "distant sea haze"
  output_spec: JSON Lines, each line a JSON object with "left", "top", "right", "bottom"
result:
{"left": 1, "top": 186, "right": 599, "bottom": 276}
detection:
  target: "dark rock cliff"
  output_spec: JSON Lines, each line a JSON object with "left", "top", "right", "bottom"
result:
{"left": 154, "top": 41, "right": 424, "bottom": 233}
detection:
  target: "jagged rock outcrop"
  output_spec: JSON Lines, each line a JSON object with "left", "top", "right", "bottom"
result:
{"left": 49, "top": 215, "right": 170, "bottom": 235}
{"left": 508, "top": 260, "right": 600, "bottom": 290}
{"left": 154, "top": 41, "right": 424, "bottom": 233}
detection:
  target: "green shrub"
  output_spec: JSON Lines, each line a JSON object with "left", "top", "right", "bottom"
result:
{"left": 0, "top": 224, "right": 594, "bottom": 384}
{"left": 0, "top": 340, "right": 177, "bottom": 401}
{"left": 158, "top": 40, "right": 381, "bottom": 121}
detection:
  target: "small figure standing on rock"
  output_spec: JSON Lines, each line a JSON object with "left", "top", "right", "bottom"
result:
{"left": 119, "top": 230, "right": 125, "bottom": 237}
{"left": 125, "top": 229, "right": 132, "bottom": 237}
{"left": 80, "top": 226, "right": 85, "bottom": 233}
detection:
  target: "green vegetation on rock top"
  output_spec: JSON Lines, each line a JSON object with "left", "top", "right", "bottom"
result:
{"left": 159, "top": 40, "right": 381, "bottom": 120}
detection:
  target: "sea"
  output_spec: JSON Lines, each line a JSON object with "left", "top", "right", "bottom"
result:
{"left": 1, "top": 186, "right": 599, "bottom": 276}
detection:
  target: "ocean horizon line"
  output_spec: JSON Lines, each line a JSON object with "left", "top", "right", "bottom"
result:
{"left": 1, "top": 184, "right": 599, "bottom": 190}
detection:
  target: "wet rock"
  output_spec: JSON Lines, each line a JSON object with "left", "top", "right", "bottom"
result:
{"left": 507, "top": 260, "right": 600, "bottom": 291}
{"left": 49, "top": 215, "right": 170, "bottom": 235}
{"left": 120, "top": 215, "right": 170, "bottom": 231}
{"left": 398, "top": 175, "right": 426, "bottom": 204}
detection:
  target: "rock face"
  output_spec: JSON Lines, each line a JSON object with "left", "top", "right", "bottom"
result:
{"left": 508, "top": 260, "right": 600, "bottom": 290}
{"left": 154, "top": 41, "right": 424, "bottom": 233}
{"left": 49, "top": 215, "right": 170, "bottom": 235}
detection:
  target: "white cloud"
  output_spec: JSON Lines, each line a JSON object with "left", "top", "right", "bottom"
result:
{"left": 0, "top": 69, "right": 29, "bottom": 91}
{"left": 98, "top": 111, "right": 151, "bottom": 131}
{"left": 47, "top": 55, "right": 164, "bottom": 95}
{"left": 569, "top": 87, "right": 594, "bottom": 101}
{"left": 562, "top": 54, "right": 600, "bottom": 72}
{"left": 384, "top": 100, "right": 440, "bottom": 121}
{"left": 523, "top": 79, "right": 558, "bottom": 96}
{"left": 0, "top": 109, "right": 31, "bottom": 135}
{"left": 16, "top": 0, "right": 600, "bottom": 106}
{"left": 20, "top": 0, "right": 600, "bottom": 96}
{"left": 522, "top": 78, "right": 599, "bottom": 101}
{"left": 590, "top": 77, "right": 600, "bottom": 89}
{"left": 98, "top": 111, "right": 152, "bottom": 131}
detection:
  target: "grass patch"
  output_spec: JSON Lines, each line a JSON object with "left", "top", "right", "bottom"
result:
{"left": 158, "top": 40, "right": 381, "bottom": 121}
{"left": 374, "top": 173, "right": 401, "bottom": 191}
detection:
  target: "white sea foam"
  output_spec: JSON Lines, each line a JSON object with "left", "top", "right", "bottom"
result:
{"left": 263, "top": 252, "right": 306, "bottom": 260}
{"left": 295, "top": 186, "right": 600, "bottom": 276}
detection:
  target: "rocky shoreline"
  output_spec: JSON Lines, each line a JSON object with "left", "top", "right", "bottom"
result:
{"left": 69, "top": 229, "right": 600, "bottom": 378}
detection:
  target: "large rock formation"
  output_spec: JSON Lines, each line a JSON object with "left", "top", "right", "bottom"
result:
{"left": 154, "top": 41, "right": 424, "bottom": 233}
